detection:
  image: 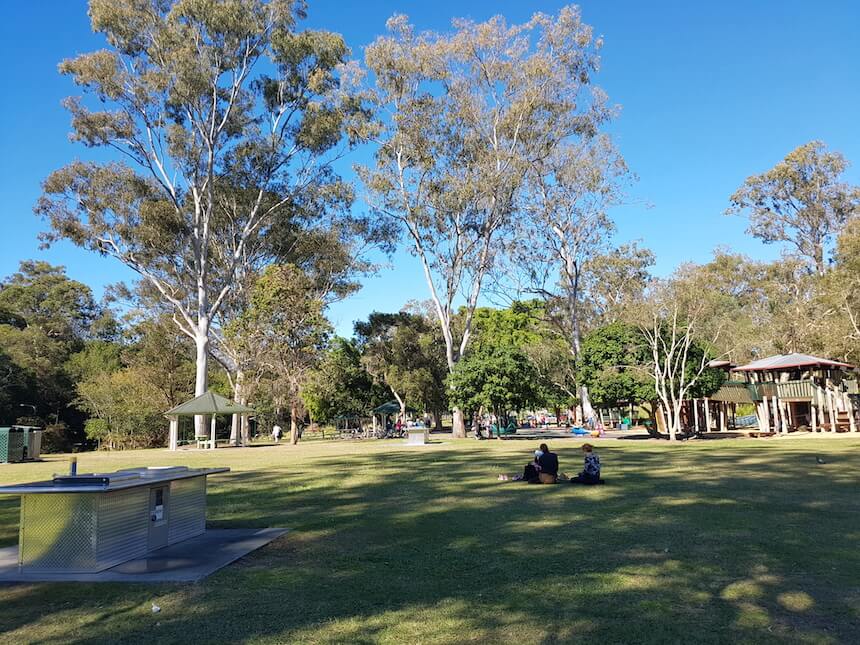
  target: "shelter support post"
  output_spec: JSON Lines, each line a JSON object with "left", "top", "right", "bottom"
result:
{"left": 704, "top": 398, "right": 711, "bottom": 432}
{"left": 693, "top": 399, "right": 699, "bottom": 433}
{"left": 210, "top": 415, "right": 217, "bottom": 449}
{"left": 168, "top": 417, "right": 178, "bottom": 451}
{"left": 845, "top": 394, "right": 856, "bottom": 433}
{"left": 776, "top": 398, "right": 786, "bottom": 434}
{"left": 811, "top": 404, "right": 818, "bottom": 432}
{"left": 827, "top": 390, "right": 837, "bottom": 433}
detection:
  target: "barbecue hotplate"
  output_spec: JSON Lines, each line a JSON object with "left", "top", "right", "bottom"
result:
{"left": 0, "top": 466, "right": 229, "bottom": 494}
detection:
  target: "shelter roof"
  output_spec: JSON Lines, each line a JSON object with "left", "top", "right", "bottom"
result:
{"left": 732, "top": 353, "right": 853, "bottom": 372}
{"left": 372, "top": 400, "right": 417, "bottom": 414}
{"left": 165, "top": 391, "right": 255, "bottom": 417}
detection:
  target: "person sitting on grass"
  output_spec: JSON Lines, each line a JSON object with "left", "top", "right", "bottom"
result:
{"left": 535, "top": 443, "right": 559, "bottom": 483}
{"left": 570, "top": 443, "right": 603, "bottom": 484}
{"left": 505, "top": 443, "right": 559, "bottom": 483}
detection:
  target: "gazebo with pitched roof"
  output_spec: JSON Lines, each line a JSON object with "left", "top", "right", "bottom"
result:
{"left": 165, "top": 391, "right": 256, "bottom": 450}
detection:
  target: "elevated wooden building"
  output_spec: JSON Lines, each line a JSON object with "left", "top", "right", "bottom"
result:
{"left": 703, "top": 353, "right": 859, "bottom": 434}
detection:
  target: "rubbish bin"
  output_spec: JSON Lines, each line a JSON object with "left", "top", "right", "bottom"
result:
{"left": 24, "top": 427, "right": 42, "bottom": 459}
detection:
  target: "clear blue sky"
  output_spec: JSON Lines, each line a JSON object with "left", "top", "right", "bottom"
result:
{"left": 1, "top": 1, "right": 858, "bottom": 336}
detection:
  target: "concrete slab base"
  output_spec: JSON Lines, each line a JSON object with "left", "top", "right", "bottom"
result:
{"left": 0, "top": 528, "right": 289, "bottom": 583}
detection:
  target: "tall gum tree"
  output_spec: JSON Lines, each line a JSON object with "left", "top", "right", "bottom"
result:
{"left": 516, "top": 136, "right": 630, "bottom": 424}
{"left": 727, "top": 141, "right": 860, "bottom": 276}
{"left": 35, "top": 0, "right": 371, "bottom": 432}
{"left": 360, "top": 6, "right": 607, "bottom": 436}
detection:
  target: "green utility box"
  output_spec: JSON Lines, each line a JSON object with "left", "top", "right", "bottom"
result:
{"left": 0, "top": 426, "right": 43, "bottom": 463}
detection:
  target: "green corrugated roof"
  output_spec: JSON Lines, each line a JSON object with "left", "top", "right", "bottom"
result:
{"left": 165, "top": 391, "right": 255, "bottom": 416}
{"left": 711, "top": 382, "right": 756, "bottom": 404}
{"left": 372, "top": 400, "right": 417, "bottom": 414}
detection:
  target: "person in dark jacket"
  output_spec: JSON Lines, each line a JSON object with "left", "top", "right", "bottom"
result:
{"left": 512, "top": 444, "right": 559, "bottom": 483}
{"left": 535, "top": 443, "right": 559, "bottom": 483}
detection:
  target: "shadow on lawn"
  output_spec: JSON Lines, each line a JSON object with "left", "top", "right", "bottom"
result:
{"left": 0, "top": 443, "right": 858, "bottom": 644}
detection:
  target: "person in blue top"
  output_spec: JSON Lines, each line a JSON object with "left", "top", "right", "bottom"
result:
{"left": 570, "top": 443, "right": 603, "bottom": 484}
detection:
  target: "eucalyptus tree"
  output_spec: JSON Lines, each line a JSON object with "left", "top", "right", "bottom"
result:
{"left": 211, "top": 210, "right": 370, "bottom": 444}
{"left": 581, "top": 243, "right": 654, "bottom": 327}
{"left": 727, "top": 141, "right": 860, "bottom": 276}
{"left": 638, "top": 277, "right": 726, "bottom": 441}
{"left": 35, "top": 0, "right": 370, "bottom": 431}
{"left": 227, "top": 264, "right": 331, "bottom": 444}
{"left": 360, "top": 6, "right": 607, "bottom": 436}
{"left": 354, "top": 312, "right": 448, "bottom": 426}
{"left": 817, "top": 220, "right": 860, "bottom": 362}
{"left": 516, "top": 136, "right": 629, "bottom": 423}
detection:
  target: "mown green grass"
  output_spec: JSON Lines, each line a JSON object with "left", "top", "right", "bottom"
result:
{"left": 0, "top": 436, "right": 858, "bottom": 644}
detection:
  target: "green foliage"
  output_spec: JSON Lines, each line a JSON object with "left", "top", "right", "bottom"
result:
{"left": 580, "top": 321, "right": 724, "bottom": 407}
{"left": 302, "top": 338, "right": 387, "bottom": 422}
{"left": 37, "top": 0, "right": 374, "bottom": 403}
{"left": 76, "top": 368, "right": 171, "bottom": 450}
{"left": 0, "top": 260, "right": 101, "bottom": 341}
{"left": 66, "top": 341, "right": 123, "bottom": 383}
{"left": 447, "top": 345, "right": 541, "bottom": 420}
{"left": 354, "top": 311, "right": 448, "bottom": 415}
{"left": 0, "top": 262, "right": 117, "bottom": 445}
{"left": 579, "top": 322, "right": 653, "bottom": 407}
{"left": 84, "top": 418, "right": 110, "bottom": 442}
{"left": 470, "top": 302, "right": 576, "bottom": 408}
{"left": 469, "top": 303, "right": 541, "bottom": 354}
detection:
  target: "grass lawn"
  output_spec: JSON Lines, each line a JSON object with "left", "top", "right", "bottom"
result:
{"left": 0, "top": 436, "right": 858, "bottom": 644}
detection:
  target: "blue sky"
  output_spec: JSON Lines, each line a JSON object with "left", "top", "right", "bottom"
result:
{"left": 1, "top": 0, "right": 858, "bottom": 336}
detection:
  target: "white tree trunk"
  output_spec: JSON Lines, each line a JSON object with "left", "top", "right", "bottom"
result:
{"left": 391, "top": 389, "right": 406, "bottom": 426}
{"left": 229, "top": 370, "right": 245, "bottom": 445}
{"left": 194, "top": 328, "right": 210, "bottom": 438}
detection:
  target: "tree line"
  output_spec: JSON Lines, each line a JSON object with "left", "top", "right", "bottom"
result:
{"left": 4, "top": 1, "right": 856, "bottom": 448}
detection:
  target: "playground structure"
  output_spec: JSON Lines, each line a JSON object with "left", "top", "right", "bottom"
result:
{"left": 701, "top": 353, "right": 859, "bottom": 434}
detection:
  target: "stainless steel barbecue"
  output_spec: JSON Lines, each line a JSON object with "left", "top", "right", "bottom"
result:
{"left": 0, "top": 465, "right": 229, "bottom": 573}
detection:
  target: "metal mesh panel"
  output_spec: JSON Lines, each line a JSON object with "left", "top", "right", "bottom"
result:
{"left": 0, "top": 430, "right": 8, "bottom": 463}
{"left": 20, "top": 494, "right": 98, "bottom": 571}
{"left": 168, "top": 476, "right": 206, "bottom": 544}
{"left": 96, "top": 488, "right": 149, "bottom": 569}
{"left": 6, "top": 432, "right": 24, "bottom": 462}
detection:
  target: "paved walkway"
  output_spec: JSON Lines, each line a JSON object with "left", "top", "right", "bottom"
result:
{"left": 0, "top": 528, "right": 288, "bottom": 583}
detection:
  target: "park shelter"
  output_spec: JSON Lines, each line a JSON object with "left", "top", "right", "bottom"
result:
{"left": 704, "top": 353, "right": 858, "bottom": 434}
{"left": 371, "top": 400, "right": 416, "bottom": 435}
{"left": 165, "top": 391, "right": 256, "bottom": 450}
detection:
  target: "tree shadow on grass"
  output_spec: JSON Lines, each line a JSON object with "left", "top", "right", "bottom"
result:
{"left": 0, "top": 442, "right": 858, "bottom": 644}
